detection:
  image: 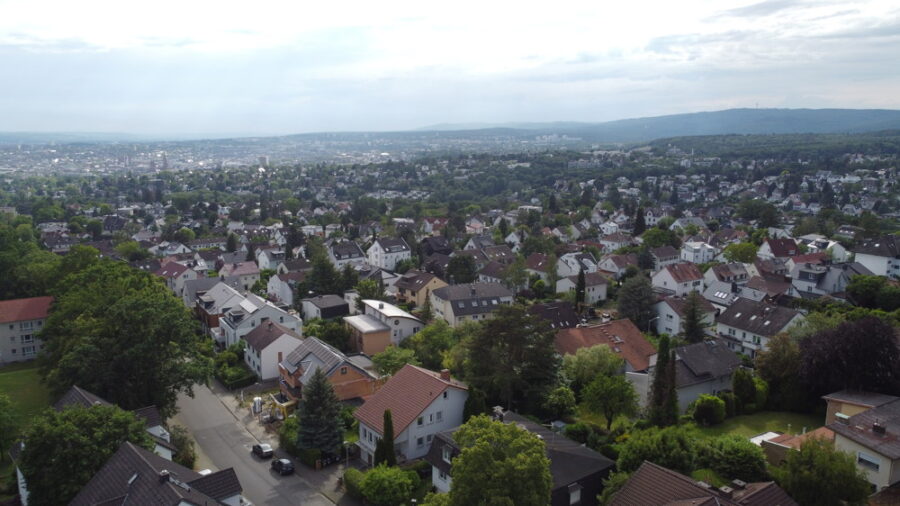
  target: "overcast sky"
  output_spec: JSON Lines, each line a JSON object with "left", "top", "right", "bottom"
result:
{"left": 1, "top": 0, "right": 899, "bottom": 137}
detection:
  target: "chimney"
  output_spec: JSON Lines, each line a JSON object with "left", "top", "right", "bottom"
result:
{"left": 492, "top": 405, "right": 505, "bottom": 422}
{"left": 731, "top": 479, "right": 747, "bottom": 490}
{"left": 718, "top": 486, "right": 735, "bottom": 499}
{"left": 873, "top": 421, "right": 887, "bottom": 436}
{"left": 379, "top": 302, "right": 384, "bottom": 310}
{"left": 158, "top": 470, "right": 170, "bottom": 483}
{"left": 440, "top": 369, "right": 451, "bottom": 381}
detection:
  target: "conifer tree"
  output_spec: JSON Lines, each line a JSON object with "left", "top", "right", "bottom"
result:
{"left": 297, "top": 368, "right": 342, "bottom": 453}
{"left": 649, "top": 336, "right": 679, "bottom": 426}
{"left": 373, "top": 409, "right": 397, "bottom": 466}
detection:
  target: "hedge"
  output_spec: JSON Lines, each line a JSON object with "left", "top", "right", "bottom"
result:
{"left": 344, "top": 468, "right": 365, "bottom": 500}
{"left": 216, "top": 368, "right": 257, "bottom": 390}
{"left": 298, "top": 447, "right": 322, "bottom": 468}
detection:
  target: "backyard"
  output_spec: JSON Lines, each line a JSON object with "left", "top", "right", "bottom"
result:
{"left": 694, "top": 410, "right": 824, "bottom": 438}
{"left": 0, "top": 361, "right": 51, "bottom": 501}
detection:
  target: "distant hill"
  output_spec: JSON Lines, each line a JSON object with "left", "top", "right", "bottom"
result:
{"left": 419, "top": 108, "right": 900, "bottom": 143}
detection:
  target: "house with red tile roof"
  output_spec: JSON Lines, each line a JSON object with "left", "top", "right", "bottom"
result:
{"left": 554, "top": 319, "right": 655, "bottom": 373}
{"left": 757, "top": 237, "right": 800, "bottom": 261}
{"left": 0, "top": 296, "right": 53, "bottom": 364}
{"left": 651, "top": 262, "right": 704, "bottom": 297}
{"left": 354, "top": 364, "right": 468, "bottom": 466}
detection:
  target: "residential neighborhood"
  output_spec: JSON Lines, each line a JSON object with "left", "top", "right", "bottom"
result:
{"left": 1, "top": 131, "right": 900, "bottom": 506}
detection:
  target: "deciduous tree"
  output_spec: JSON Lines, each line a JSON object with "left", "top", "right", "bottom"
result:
{"left": 773, "top": 437, "right": 870, "bottom": 506}
{"left": 372, "top": 346, "right": 420, "bottom": 376}
{"left": 583, "top": 374, "right": 638, "bottom": 430}
{"left": 562, "top": 345, "right": 624, "bottom": 397}
{"left": 447, "top": 255, "right": 477, "bottom": 284}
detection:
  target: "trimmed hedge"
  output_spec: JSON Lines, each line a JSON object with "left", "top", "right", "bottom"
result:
{"left": 216, "top": 367, "right": 257, "bottom": 390}
{"left": 344, "top": 468, "right": 365, "bottom": 500}
{"left": 298, "top": 447, "right": 322, "bottom": 468}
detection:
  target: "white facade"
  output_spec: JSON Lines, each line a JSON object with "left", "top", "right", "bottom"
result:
{"left": 680, "top": 241, "right": 717, "bottom": 264}
{"left": 654, "top": 300, "right": 715, "bottom": 336}
{"left": 266, "top": 274, "right": 295, "bottom": 307}
{"left": 833, "top": 432, "right": 900, "bottom": 492}
{"left": 220, "top": 296, "right": 302, "bottom": 348}
{"left": 357, "top": 387, "right": 468, "bottom": 464}
{"left": 716, "top": 315, "right": 804, "bottom": 358}
{"left": 366, "top": 240, "right": 411, "bottom": 271}
{"left": 856, "top": 252, "right": 899, "bottom": 279}
{"left": 244, "top": 333, "right": 303, "bottom": 380}
{"left": 556, "top": 277, "right": 607, "bottom": 305}
{"left": 651, "top": 268, "right": 703, "bottom": 297}
{"left": 361, "top": 299, "right": 422, "bottom": 345}
{"left": 0, "top": 305, "right": 48, "bottom": 364}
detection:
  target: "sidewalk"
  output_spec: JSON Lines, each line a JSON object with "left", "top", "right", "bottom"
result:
{"left": 207, "top": 380, "right": 360, "bottom": 505}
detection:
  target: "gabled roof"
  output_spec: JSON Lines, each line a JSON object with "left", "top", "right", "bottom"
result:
{"left": 373, "top": 237, "right": 410, "bottom": 253}
{"left": 354, "top": 364, "right": 467, "bottom": 435}
{"left": 673, "top": 339, "right": 742, "bottom": 388}
{"left": 853, "top": 234, "right": 900, "bottom": 258}
{"left": 243, "top": 321, "right": 301, "bottom": 352}
{"left": 220, "top": 261, "right": 259, "bottom": 277}
{"left": 661, "top": 295, "right": 716, "bottom": 317}
{"left": 661, "top": 262, "right": 704, "bottom": 283}
{"left": 529, "top": 301, "right": 579, "bottom": 330}
{"left": 525, "top": 252, "right": 551, "bottom": 272}
{"left": 828, "top": 398, "right": 900, "bottom": 459}
{"left": 763, "top": 238, "right": 800, "bottom": 258}
{"left": 330, "top": 240, "right": 365, "bottom": 258}
{"left": 395, "top": 270, "right": 439, "bottom": 292}
{"left": 69, "top": 441, "right": 242, "bottom": 506}
{"left": 716, "top": 298, "right": 801, "bottom": 336}
{"left": 478, "top": 260, "right": 506, "bottom": 279}
{"left": 555, "top": 319, "right": 655, "bottom": 371}
{"left": 610, "top": 461, "right": 797, "bottom": 506}
{"left": 0, "top": 296, "right": 53, "bottom": 323}
{"left": 302, "top": 294, "right": 347, "bottom": 309}
{"left": 281, "top": 336, "right": 374, "bottom": 385}
{"left": 602, "top": 253, "right": 639, "bottom": 269}
{"left": 154, "top": 262, "right": 190, "bottom": 279}
{"left": 651, "top": 245, "right": 679, "bottom": 259}
{"left": 54, "top": 385, "right": 112, "bottom": 410}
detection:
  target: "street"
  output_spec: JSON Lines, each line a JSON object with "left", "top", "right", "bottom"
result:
{"left": 175, "top": 384, "right": 335, "bottom": 506}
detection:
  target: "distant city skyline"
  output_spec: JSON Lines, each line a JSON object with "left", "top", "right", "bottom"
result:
{"left": 1, "top": 0, "right": 899, "bottom": 136}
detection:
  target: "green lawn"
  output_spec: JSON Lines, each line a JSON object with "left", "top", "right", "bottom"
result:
{"left": 694, "top": 411, "right": 823, "bottom": 438}
{"left": 0, "top": 361, "right": 51, "bottom": 500}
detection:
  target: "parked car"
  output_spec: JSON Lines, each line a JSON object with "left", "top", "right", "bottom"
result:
{"left": 271, "top": 458, "right": 295, "bottom": 475}
{"left": 252, "top": 443, "right": 273, "bottom": 459}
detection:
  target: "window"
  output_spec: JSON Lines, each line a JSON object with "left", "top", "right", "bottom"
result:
{"left": 417, "top": 416, "right": 424, "bottom": 426}
{"left": 19, "top": 321, "right": 33, "bottom": 330}
{"left": 394, "top": 319, "right": 400, "bottom": 326}
{"left": 21, "top": 335, "right": 33, "bottom": 344}
{"left": 436, "top": 411, "right": 443, "bottom": 422}
{"left": 857, "top": 452, "right": 880, "bottom": 471}
{"left": 438, "top": 470, "right": 448, "bottom": 481}
{"left": 8, "top": 336, "right": 14, "bottom": 342}
{"left": 427, "top": 434, "right": 433, "bottom": 442}
{"left": 442, "top": 446, "right": 452, "bottom": 463}
{"left": 443, "top": 391, "right": 448, "bottom": 399}
{"left": 417, "top": 437, "right": 424, "bottom": 448}
{"left": 340, "top": 366, "right": 348, "bottom": 375}
{"left": 568, "top": 483, "right": 583, "bottom": 505}
{"left": 429, "top": 413, "right": 434, "bottom": 423}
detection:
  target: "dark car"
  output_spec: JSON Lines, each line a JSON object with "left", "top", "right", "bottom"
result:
{"left": 271, "top": 458, "right": 295, "bottom": 475}
{"left": 252, "top": 443, "right": 274, "bottom": 459}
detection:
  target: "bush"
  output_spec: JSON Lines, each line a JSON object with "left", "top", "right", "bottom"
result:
{"left": 279, "top": 416, "right": 300, "bottom": 456}
{"left": 343, "top": 468, "right": 365, "bottom": 500}
{"left": 564, "top": 422, "right": 593, "bottom": 444}
{"left": 754, "top": 377, "right": 769, "bottom": 409}
{"left": 698, "top": 435, "right": 768, "bottom": 482}
{"left": 340, "top": 405, "right": 357, "bottom": 432}
{"left": 298, "top": 447, "right": 322, "bottom": 468}
{"left": 717, "top": 391, "right": 737, "bottom": 418}
{"left": 360, "top": 464, "right": 415, "bottom": 506}
{"left": 693, "top": 395, "right": 726, "bottom": 426}
{"left": 170, "top": 426, "right": 197, "bottom": 469}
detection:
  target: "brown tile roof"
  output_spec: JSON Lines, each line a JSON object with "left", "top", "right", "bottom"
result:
{"left": 764, "top": 238, "right": 800, "bottom": 258}
{"left": 0, "top": 296, "right": 53, "bottom": 323}
{"left": 243, "top": 321, "right": 301, "bottom": 351}
{"left": 664, "top": 262, "right": 704, "bottom": 283}
{"left": 395, "top": 270, "right": 439, "bottom": 292}
{"left": 829, "top": 398, "right": 900, "bottom": 460}
{"left": 662, "top": 294, "right": 716, "bottom": 317}
{"left": 354, "top": 364, "right": 467, "bottom": 435}
{"left": 555, "top": 319, "right": 655, "bottom": 371}
{"left": 154, "top": 262, "right": 190, "bottom": 279}
{"left": 610, "top": 461, "right": 797, "bottom": 506}
{"left": 525, "top": 252, "right": 551, "bottom": 272}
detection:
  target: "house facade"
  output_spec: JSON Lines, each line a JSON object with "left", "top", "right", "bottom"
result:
{"left": 0, "top": 296, "right": 53, "bottom": 364}
{"left": 278, "top": 336, "right": 381, "bottom": 402}
{"left": 651, "top": 263, "right": 704, "bottom": 297}
{"left": 430, "top": 283, "right": 514, "bottom": 328}
{"left": 556, "top": 272, "right": 608, "bottom": 305}
{"left": 367, "top": 237, "right": 411, "bottom": 271}
{"left": 715, "top": 298, "right": 804, "bottom": 358}
{"left": 219, "top": 294, "right": 302, "bottom": 348}
{"left": 354, "top": 365, "right": 468, "bottom": 466}
{"left": 242, "top": 321, "right": 303, "bottom": 380}
{"left": 853, "top": 235, "right": 900, "bottom": 279}
{"left": 394, "top": 270, "right": 448, "bottom": 308}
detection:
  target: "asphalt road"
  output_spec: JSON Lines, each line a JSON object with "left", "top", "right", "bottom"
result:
{"left": 175, "top": 385, "right": 333, "bottom": 506}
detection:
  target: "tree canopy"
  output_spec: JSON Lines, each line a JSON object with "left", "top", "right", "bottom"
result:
{"left": 19, "top": 405, "right": 153, "bottom": 506}
{"left": 617, "top": 275, "right": 656, "bottom": 331}
{"left": 38, "top": 260, "right": 211, "bottom": 418}
{"left": 297, "top": 367, "right": 343, "bottom": 453}
{"left": 444, "top": 415, "right": 552, "bottom": 506}
{"left": 773, "top": 437, "right": 871, "bottom": 506}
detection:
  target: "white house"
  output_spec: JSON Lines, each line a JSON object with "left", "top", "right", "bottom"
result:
{"left": 653, "top": 295, "right": 716, "bottom": 336}
{"left": 556, "top": 252, "right": 598, "bottom": 278}
{"left": 556, "top": 272, "right": 608, "bottom": 305}
{"left": 256, "top": 247, "right": 286, "bottom": 271}
{"left": 680, "top": 241, "right": 717, "bottom": 264}
{"left": 0, "top": 296, "right": 53, "bottom": 364}
{"left": 360, "top": 299, "right": 422, "bottom": 346}
{"left": 242, "top": 321, "right": 303, "bottom": 380}
{"left": 354, "top": 365, "right": 468, "bottom": 466}
{"left": 328, "top": 240, "right": 366, "bottom": 268}
{"left": 154, "top": 263, "right": 198, "bottom": 298}
{"left": 266, "top": 271, "right": 305, "bottom": 307}
{"left": 366, "top": 237, "right": 411, "bottom": 271}
{"left": 430, "top": 283, "right": 514, "bottom": 328}
{"left": 853, "top": 235, "right": 900, "bottom": 279}
{"left": 651, "top": 263, "right": 704, "bottom": 297}
{"left": 220, "top": 293, "right": 302, "bottom": 348}
{"left": 715, "top": 298, "right": 804, "bottom": 358}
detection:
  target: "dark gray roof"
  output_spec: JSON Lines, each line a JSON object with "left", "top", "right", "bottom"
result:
{"left": 132, "top": 406, "right": 163, "bottom": 428}
{"left": 529, "top": 301, "right": 579, "bottom": 330}
{"left": 652, "top": 246, "right": 679, "bottom": 259}
{"left": 854, "top": 235, "right": 900, "bottom": 258}
{"left": 829, "top": 398, "right": 900, "bottom": 459}
{"left": 302, "top": 294, "right": 348, "bottom": 309}
{"left": 716, "top": 298, "right": 801, "bottom": 336}
{"left": 426, "top": 412, "right": 614, "bottom": 493}
{"left": 375, "top": 237, "right": 410, "bottom": 253}
{"left": 673, "top": 339, "right": 742, "bottom": 388}
{"left": 69, "top": 441, "right": 241, "bottom": 506}
{"left": 432, "top": 283, "right": 513, "bottom": 316}
{"left": 54, "top": 385, "right": 111, "bottom": 410}
{"left": 822, "top": 390, "right": 900, "bottom": 408}
{"left": 395, "top": 270, "right": 439, "bottom": 291}
{"left": 243, "top": 321, "right": 301, "bottom": 352}
{"left": 330, "top": 241, "right": 364, "bottom": 259}
{"left": 478, "top": 261, "right": 506, "bottom": 279}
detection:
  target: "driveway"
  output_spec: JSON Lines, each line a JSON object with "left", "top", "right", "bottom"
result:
{"left": 175, "top": 384, "right": 334, "bottom": 506}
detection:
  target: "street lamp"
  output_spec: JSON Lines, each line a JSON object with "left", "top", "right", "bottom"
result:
{"left": 647, "top": 316, "right": 659, "bottom": 333}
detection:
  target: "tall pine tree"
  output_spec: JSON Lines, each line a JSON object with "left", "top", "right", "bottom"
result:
{"left": 297, "top": 368, "right": 343, "bottom": 453}
{"left": 575, "top": 269, "right": 586, "bottom": 307}
{"left": 633, "top": 206, "right": 647, "bottom": 236}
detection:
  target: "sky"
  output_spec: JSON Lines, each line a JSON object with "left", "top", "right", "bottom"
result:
{"left": 0, "top": 0, "right": 899, "bottom": 137}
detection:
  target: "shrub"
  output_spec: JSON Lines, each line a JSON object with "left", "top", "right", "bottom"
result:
{"left": 298, "top": 447, "right": 322, "bottom": 468}
{"left": 360, "top": 464, "right": 415, "bottom": 506}
{"left": 278, "top": 416, "right": 301, "bottom": 456}
{"left": 343, "top": 468, "right": 365, "bottom": 500}
{"left": 698, "top": 435, "right": 768, "bottom": 482}
{"left": 340, "top": 405, "right": 357, "bottom": 432}
{"left": 754, "top": 377, "right": 769, "bottom": 409}
{"left": 717, "top": 391, "right": 737, "bottom": 418}
{"left": 693, "top": 395, "right": 726, "bottom": 426}
{"left": 564, "top": 421, "right": 593, "bottom": 444}
{"left": 170, "top": 426, "right": 197, "bottom": 469}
